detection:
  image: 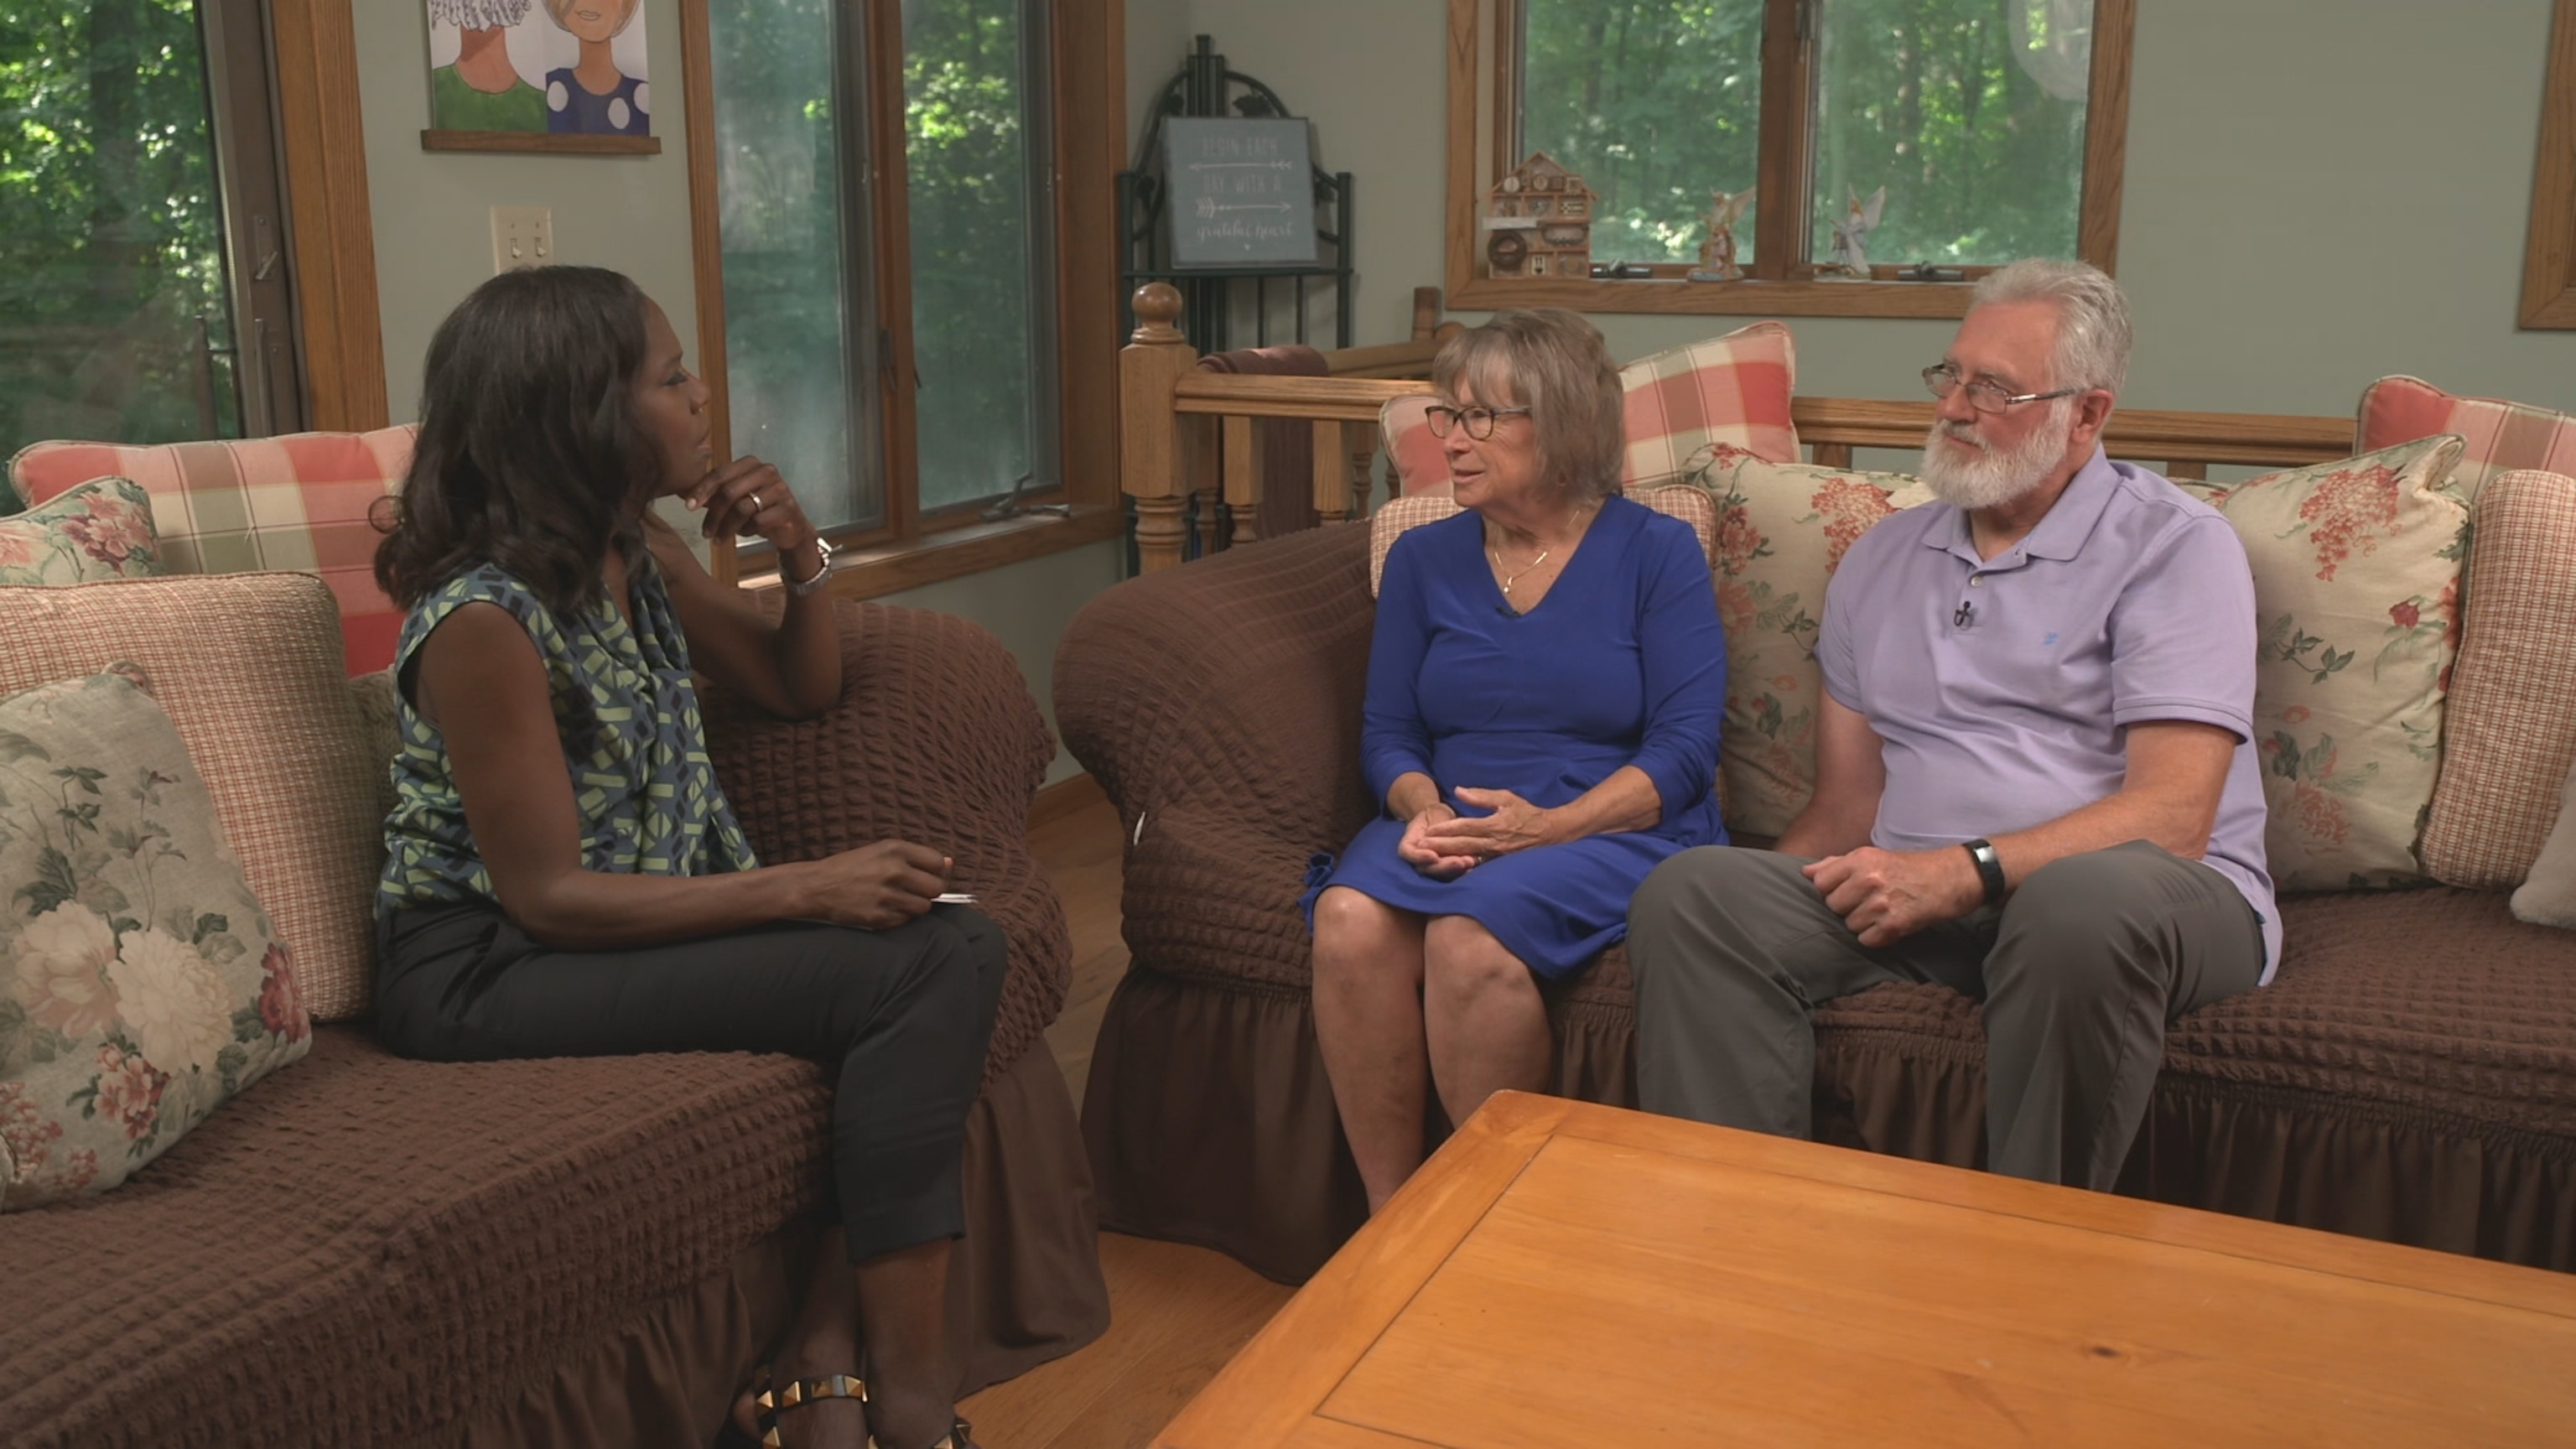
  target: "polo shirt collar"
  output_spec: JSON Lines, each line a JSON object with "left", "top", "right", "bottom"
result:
{"left": 1920, "top": 445, "right": 2120, "bottom": 566}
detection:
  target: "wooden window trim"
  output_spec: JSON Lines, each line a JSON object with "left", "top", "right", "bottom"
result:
{"left": 269, "top": 0, "right": 388, "bottom": 431}
{"left": 2521, "top": 0, "right": 2576, "bottom": 329}
{"left": 686, "top": 0, "right": 1123, "bottom": 596}
{"left": 1446, "top": 0, "right": 2135, "bottom": 320}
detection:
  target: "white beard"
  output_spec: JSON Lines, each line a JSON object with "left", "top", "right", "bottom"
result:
{"left": 1919, "top": 402, "right": 2075, "bottom": 512}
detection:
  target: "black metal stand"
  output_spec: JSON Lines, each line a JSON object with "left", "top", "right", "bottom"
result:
{"left": 1117, "top": 35, "right": 1354, "bottom": 355}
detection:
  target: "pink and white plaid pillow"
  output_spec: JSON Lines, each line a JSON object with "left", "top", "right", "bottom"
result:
{"left": 8, "top": 428, "right": 416, "bottom": 674}
{"left": 1378, "top": 321, "right": 1800, "bottom": 497}
{"left": 2356, "top": 375, "right": 2574, "bottom": 506}
{"left": 1619, "top": 321, "right": 1800, "bottom": 486}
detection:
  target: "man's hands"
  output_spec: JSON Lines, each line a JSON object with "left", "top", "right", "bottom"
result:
{"left": 804, "top": 840, "right": 951, "bottom": 929}
{"left": 1805, "top": 844, "right": 1985, "bottom": 948}
{"left": 1398, "top": 788, "right": 1561, "bottom": 879}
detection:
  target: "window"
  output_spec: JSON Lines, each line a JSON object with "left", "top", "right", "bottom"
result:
{"left": 0, "top": 0, "right": 304, "bottom": 462}
{"left": 1453, "top": 0, "right": 2133, "bottom": 317}
{"left": 694, "top": 0, "right": 1111, "bottom": 589}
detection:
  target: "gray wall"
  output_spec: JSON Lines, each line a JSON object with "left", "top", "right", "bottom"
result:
{"left": 1178, "top": 0, "right": 2576, "bottom": 414}
{"left": 355, "top": 1, "right": 1119, "bottom": 778}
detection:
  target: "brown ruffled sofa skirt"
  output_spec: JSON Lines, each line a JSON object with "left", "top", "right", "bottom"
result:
{"left": 1059, "top": 523, "right": 2576, "bottom": 1286}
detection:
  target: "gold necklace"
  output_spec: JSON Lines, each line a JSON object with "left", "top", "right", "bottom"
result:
{"left": 1488, "top": 501, "right": 1591, "bottom": 599}
{"left": 1490, "top": 543, "right": 1550, "bottom": 598}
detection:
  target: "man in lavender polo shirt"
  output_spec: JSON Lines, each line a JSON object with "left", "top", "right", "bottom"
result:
{"left": 1628, "top": 258, "right": 2272, "bottom": 1191}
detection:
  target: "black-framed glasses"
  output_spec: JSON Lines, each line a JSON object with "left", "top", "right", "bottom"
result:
{"left": 1424, "top": 403, "right": 1534, "bottom": 440}
{"left": 1921, "top": 363, "right": 2083, "bottom": 415}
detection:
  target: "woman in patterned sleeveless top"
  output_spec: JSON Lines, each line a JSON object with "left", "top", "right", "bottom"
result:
{"left": 371, "top": 267, "right": 995, "bottom": 1449}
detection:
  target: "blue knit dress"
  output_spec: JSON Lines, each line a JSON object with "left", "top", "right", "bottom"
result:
{"left": 1302, "top": 495, "right": 1728, "bottom": 978}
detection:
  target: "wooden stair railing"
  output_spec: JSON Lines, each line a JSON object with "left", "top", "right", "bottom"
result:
{"left": 1119, "top": 285, "right": 2359, "bottom": 573}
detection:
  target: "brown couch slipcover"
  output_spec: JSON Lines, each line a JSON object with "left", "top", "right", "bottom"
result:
{"left": 1057, "top": 522, "right": 2576, "bottom": 1284}
{"left": 3, "top": 601, "right": 1109, "bottom": 1448}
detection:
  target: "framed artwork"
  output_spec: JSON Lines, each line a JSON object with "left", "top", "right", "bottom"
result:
{"left": 2521, "top": 0, "right": 2576, "bottom": 327}
{"left": 419, "top": 0, "right": 661, "bottom": 154}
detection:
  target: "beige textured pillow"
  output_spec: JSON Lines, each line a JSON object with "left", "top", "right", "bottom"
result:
{"left": 2422, "top": 470, "right": 2576, "bottom": 889}
{"left": 2202, "top": 436, "right": 2470, "bottom": 890}
{"left": 1366, "top": 486, "right": 1716, "bottom": 598}
{"left": 0, "top": 575, "right": 382, "bottom": 1019}
{"left": 1684, "top": 452, "right": 1933, "bottom": 839}
{"left": 2510, "top": 759, "right": 2576, "bottom": 928}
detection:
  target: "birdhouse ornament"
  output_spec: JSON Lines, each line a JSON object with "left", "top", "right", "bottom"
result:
{"left": 1483, "top": 152, "right": 1597, "bottom": 280}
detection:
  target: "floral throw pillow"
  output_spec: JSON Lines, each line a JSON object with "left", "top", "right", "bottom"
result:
{"left": 0, "top": 477, "right": 162, "bottom": 585}
{"left": 2201, "top": 435, "right": 2470, "bottom": 891}
{"left": 0, "top": 667, "right": 310, "bottom": 1208}
{"left": 1685, "top": 449, "right": 1932, "bottom": 839}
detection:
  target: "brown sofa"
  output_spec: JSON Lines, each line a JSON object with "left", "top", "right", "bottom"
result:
{"left": 3, "top": 598, "right": 1110, "bottom": 1449}
{"left": 1055, "top": 521, "right": 2576, "bottom": 1285}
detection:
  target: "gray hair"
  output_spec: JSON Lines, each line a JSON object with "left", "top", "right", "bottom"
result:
{"left": 430, "top": 0, "right": 532, "bottom": 27}
{"left": 1970, "top": 257, "right": 2132, "bottom": 396}
{"left": 1430, "top": 309, "right": 1625, "bottom": 501}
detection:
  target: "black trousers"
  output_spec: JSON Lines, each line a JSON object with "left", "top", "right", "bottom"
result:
{"left": 376, "top": 901, "right": 1008, "bottom": 1262}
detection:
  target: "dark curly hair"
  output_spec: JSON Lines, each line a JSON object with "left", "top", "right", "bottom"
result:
{"left": 373, "top": 266, "right": 664, "bottom": 614}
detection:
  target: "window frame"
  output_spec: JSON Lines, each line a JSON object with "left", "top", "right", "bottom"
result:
{"left": 682, "top": 0, "right": 1124, "bottom": 595}
{"left": 1446, "top": 0, "right": 2136, "bottom": 320}
{"left": 265, "top": 0, "right": 390, "bottom": 432}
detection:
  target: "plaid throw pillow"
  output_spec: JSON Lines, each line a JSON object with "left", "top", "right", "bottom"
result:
{"left": 2356, "top": 375, "right": 2575, "bottom": 506}
{"left": 8, "top": 428, "right": 416, "bottom": 674}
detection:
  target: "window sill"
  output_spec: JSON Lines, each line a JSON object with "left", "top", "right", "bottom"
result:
{"left": 735, "top": 505, "right": 1124, "bottom": 602}
{"left": 1449, "top": 274, "right": 1976, "bottom": 320}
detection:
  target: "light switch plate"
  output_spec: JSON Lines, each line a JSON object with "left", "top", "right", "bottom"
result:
{"left": 490, "top": 205, "right": 553, "bottom": 273}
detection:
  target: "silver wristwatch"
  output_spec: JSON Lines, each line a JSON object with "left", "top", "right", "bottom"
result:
{"left": 784, "top": 535, "right": 835, "bottom": 597}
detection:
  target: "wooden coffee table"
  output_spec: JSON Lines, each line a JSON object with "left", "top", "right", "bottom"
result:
{"left": 1154, "top": 1092, "right": 2576, "bottom": 1448}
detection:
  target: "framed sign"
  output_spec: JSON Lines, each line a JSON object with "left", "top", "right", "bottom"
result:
{"left": 2522, "top": 0, "right": 2576, "bottom": 327}
{"left": 420, "top": 0, "right": 661, "bottom": 154}
{"left": 1163, "top": 117, "right": 1319, "bottom": 268}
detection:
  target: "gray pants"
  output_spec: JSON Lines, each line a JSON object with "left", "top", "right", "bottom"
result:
{"left": 1628, "top": 841, "right": 2266, "bottom": 1190}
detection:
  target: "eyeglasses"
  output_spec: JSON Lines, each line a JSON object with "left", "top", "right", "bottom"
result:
{"left": 1424, "top": 403, "right": 1534, "bottom": 440}
{"left": 1921, "top": 363, "right": 2083, "bottom": 415}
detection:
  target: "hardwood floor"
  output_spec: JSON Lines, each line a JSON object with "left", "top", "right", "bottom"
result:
{"left": 1027, "top": 776, "right": 1129, "bottom": 1118}
{"left": 956, "top": 776, "right": 1295, "bottom": 1449}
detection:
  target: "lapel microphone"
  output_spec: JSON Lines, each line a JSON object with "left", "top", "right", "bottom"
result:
{"left": 1953, "top": 600, "right": 1975, "bottom": 628}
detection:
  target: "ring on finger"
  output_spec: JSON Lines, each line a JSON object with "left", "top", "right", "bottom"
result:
{"left": 749, "top": 491, "right": 763, "bottom": 513}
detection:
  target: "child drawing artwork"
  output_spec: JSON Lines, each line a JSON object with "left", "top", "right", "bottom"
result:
{"left": 427, "top": 0, "right": 545, "bottom": 133}
{"left": 543, "top": 0, "right": 652, "bottom": 138}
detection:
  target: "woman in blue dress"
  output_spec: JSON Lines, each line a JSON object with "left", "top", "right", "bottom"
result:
{"left": 1308, "top": 309, "right": 1727, "bottom": 1213}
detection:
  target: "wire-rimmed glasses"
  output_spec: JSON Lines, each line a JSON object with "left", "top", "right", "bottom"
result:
{"left": 1424, "top": 403, "right": 1534, "bottom": 440}
{"left": 1921, "top": 363, "right": 2082, "bottom": 414}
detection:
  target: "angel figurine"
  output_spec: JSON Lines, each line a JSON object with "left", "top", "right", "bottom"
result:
{"left": 1687, "top": 187, "right": 1755, "bottom": 282}
{"left": 1820, "top": 185, "right": 1886, "bottom": 279}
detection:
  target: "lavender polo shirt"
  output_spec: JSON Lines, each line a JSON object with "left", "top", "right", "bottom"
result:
{"left": 1818, "top": 449, "right": 2280, "bottom": 980}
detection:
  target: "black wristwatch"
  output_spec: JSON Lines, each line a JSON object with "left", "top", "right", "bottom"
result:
{"left": 1961, "top": 838, "right": 2007, "bottom": 906}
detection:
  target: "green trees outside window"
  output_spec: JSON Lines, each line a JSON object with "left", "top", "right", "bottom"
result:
{"left": 0, "top": 0, "right": 242, "bottom": 465}
{"left": 709, "top": 0, "right": 1053, "bottom": 535}
{"left": 1519, "top": 0, "right": 2093, "bottom": 272}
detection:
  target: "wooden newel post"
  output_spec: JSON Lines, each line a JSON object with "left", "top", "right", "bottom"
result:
{"left": 1121, "top": 282, "right": 1198, "bottom": 572}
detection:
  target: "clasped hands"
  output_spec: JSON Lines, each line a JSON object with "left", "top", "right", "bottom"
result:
{"left": 1803, "top": 845, "right": 1986, "bottom": 948}
{"left": 1396, "top": 788, "right": 1556, "bottom": 880}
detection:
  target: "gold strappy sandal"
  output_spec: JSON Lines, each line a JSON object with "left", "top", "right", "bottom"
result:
{"left": 748, "top": 1367, "right": 869, "bottom": 1447}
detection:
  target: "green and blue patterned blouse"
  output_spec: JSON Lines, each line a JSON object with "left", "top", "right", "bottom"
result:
{"left": 377, "top": 553, "right": 758, "bottom": 920}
